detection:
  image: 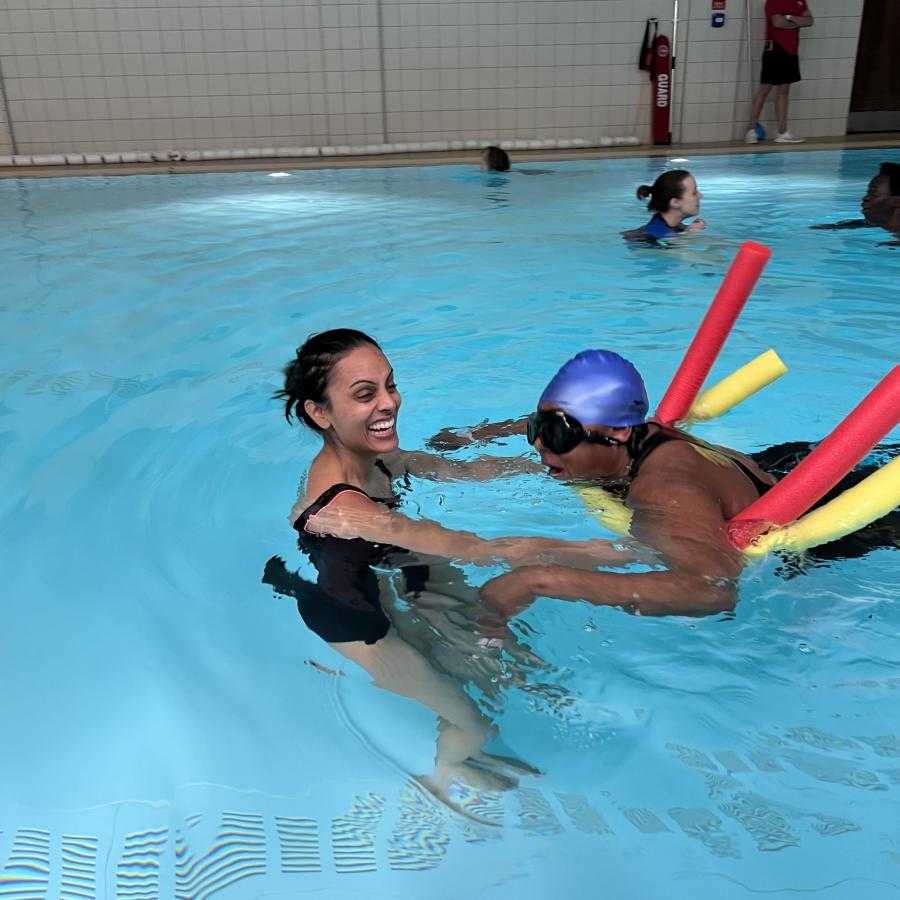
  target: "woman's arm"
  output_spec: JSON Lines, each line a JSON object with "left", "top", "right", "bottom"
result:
{"left": 381, "top": 446, "right": 542, "bottom": 482}
{"left": 772, "top": 11, "right": 813, "bottom": 27}
{"left": 307, "top": 490, "right": 648, "bottom": 568}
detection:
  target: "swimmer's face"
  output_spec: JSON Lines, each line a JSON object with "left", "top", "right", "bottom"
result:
{"left": 673, "top": 175, "right": 702, "bottom": 218}
{"left": 533, "top": 403, "right": 630, "bottom": 480}
{"left": 313, "top": 344, "right": 401, "bottom": 454}
{"left": 861, "top": 174, "right": 899, "bottom": 228}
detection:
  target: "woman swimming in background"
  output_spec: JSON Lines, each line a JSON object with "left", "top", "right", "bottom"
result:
{"left": 263, "top": 329, "right": 638, "bottom": 808}
{"left": 624, "top": 169, "right": 706, "bottom": 242}
{"left": 481, "top": 145, "right": 510, "bottom": 172}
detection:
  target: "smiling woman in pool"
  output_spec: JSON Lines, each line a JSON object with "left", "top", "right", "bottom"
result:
{"left": 267, "top": 329, "right": 636, "bottom": 805}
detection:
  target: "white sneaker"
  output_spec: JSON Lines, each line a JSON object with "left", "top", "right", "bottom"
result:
{"left": 774, "top": 131, "right": 805, "bottom": 143}
{"left": 744, "top": 128, "right": 759, "bottom": 144}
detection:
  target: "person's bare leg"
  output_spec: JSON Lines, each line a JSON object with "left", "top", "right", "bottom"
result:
{"left": 776, "top": 84, "right": 790, "bottom": 133}
{"left": 749, "top": 83, "right": 772, "bottom": 128}
{"left": 331, "top": 631, "right": 507, "bottom": 793}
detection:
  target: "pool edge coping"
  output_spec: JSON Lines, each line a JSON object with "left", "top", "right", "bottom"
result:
{"left": 1, "top": 133, "right": 898, "bottom": 179}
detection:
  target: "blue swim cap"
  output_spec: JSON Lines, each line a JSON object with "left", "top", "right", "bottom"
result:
{"left": 539, "top": 350, "right": 649, "bottom": 426}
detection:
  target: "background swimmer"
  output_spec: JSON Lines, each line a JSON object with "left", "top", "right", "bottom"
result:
{"left": 479, "top": 144, "right": 554, "bottom": 176}
{"left": 862, "top": 161, "right": 900, "bottom": 235}
{"left": 811, "top": 161, "right": 900, "bottom": 235}
{"left": 624, "top": 169, "right": 706, "bottom": 243}
{"left": 481, "top": 145, "right": 510, "bottom": 172}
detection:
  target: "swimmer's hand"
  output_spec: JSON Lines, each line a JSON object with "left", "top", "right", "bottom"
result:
{"left": 425, "top": 426, "right": 480, "bottom": 451}
{"left": 479, "top": 568, "right": 540, "bottom": 618}
{"left": 687, "top": 218, "right": 706, "bottom": 233}
{"left": 426, "top": 417, "right": 526, "bottom": 450}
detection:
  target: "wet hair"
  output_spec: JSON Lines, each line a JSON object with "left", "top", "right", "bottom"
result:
{"left": 275, "top": 329, "right": 381, "bottom": 429}
{"left": 482, "top": 145, "right": 510, "bottom": 172}
{"left": 879, "top": 162, "right": 900, "bottom": 195}
{"left": 636, "top": 169, "right": 692, "bottom": 213}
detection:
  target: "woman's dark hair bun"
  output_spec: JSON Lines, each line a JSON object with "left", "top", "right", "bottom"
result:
{"left": 637, "top": 169, "right": 691, "bottom": 212}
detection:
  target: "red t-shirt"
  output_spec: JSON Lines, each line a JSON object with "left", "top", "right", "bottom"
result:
{"left": 765, "top": 0, "right": 809, "bottom": 55}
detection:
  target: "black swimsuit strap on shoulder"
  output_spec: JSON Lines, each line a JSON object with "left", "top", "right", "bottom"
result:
{"left": 297, "top": 483, "right": 368, "bottom": 528}
{"left": 629, "top": 426, "right": 771, "bottom": 497}
{"left": 627, "top": 426, "right": 673, "bottom": 478}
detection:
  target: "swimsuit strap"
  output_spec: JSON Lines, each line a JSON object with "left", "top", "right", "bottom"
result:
{"left": 628, "top": 426, "right": 674, "bottom": 478}
{"left": 295, "top": 483, "right": 369, "bottom": 530}
{"left": 629, "top": 426, "right": 770, "bottom": 497}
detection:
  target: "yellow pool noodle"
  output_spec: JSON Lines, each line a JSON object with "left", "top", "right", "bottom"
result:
{"left": 576, "top": 456, "right": 899, "bottom": 560}
{"left": 686, "top": 349, "right": 787, "bottom": 422}
{"left": 742, "top": 456, "right": 900, "bottom": 557}
{"left": 574, "top": 485, "right": 633, "bottom": 536}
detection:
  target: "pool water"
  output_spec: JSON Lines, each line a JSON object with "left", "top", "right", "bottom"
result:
{"left": 0, "top": 150, "right": 898, "bottom": 899}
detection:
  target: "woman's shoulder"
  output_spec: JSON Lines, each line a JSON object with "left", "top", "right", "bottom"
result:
{"left": 291, "top": 458, "right": 367, "bottom": 526}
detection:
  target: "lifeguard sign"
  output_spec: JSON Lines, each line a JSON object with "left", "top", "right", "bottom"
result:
{"left": 651, "top": 33, "right": 672, "bottom": 145}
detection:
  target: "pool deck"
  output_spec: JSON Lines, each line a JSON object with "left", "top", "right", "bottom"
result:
{"left": 2, "top": 132, "right": 898, "bottom": 178}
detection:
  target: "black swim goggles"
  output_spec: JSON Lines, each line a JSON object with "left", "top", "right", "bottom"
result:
{"left": 526, "top": 409, "right": 620, "bottom": 455}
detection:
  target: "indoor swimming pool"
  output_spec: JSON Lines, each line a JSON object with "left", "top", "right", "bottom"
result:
{"left": 0, "top": 148, "right": 898, "bottom": 899}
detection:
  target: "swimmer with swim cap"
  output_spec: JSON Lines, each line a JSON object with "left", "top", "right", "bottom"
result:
{"left": 479, "top": 349, "right": 777, "bottom": 617}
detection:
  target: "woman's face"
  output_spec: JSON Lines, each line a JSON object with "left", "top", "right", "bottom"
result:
{"left": 318, "top": 344, "right": 401, "bottom": 454}
{"left": 675, "top": 175, "right": 702, "bottom": 217}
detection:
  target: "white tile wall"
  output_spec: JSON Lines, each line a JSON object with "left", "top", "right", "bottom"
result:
{"left": 0, "top": 0, "right": 865, "bottom": 156}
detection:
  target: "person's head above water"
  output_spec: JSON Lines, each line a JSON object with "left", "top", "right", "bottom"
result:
{"left": 636, "top": 169, "right": 702, "bottom": 220}
{"left": 529, "top": 350, "right": 650, "bottom": 479}
{"left": 539, "top": 350, "right": 649, "bottom": 426}
{"left": 862, "top": 162, "right": 900, "bottom": 230}
{"left": 481, "top": 145, "right": 510, "bottom": 172}
{"left": 276, "top": 328, "right": 401, "bottom": 453}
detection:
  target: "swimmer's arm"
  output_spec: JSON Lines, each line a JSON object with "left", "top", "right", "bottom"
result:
{"left": 388, "top": 447, "right": 541, "bottom": 481}
{"left": 481, "top": 481, "right": 741, "bottom": 617}
{"left": 809, "top": 219, "right": 873, "bottom": 231}
{"left": 425, "top": 417, "right": 527, "bottom": 451}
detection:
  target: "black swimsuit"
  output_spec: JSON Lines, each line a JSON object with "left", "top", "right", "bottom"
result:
{"left": 630, "top": 427, "right": 773, "bottom": 497}
{"left": 262, "top": 460, "right": 427, "bottom": 645}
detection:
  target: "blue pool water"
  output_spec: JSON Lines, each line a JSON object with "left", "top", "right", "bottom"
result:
{"left": 0, "top": 150, "right": 898, "bottom": 899}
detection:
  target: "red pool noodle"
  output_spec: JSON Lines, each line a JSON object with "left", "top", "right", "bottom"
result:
{"left": 655, "top": 241, "right": 772, "bottom": 425}
{"left": 726, "top": 365, "right": 900, "bottom": 549}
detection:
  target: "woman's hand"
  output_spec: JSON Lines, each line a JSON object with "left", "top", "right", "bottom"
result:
{"left": 479, "top": 568, "right": 541, "bottom": 617}
{"left": 687, "top": 218, "right": 706, "bottom": 233}
{"left": 425, "top": 427, "right": 476, "bottom": 451}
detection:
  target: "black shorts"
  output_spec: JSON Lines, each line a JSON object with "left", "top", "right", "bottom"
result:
{"left": 760, "top": 43, "right": 801, "bottom": 85}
